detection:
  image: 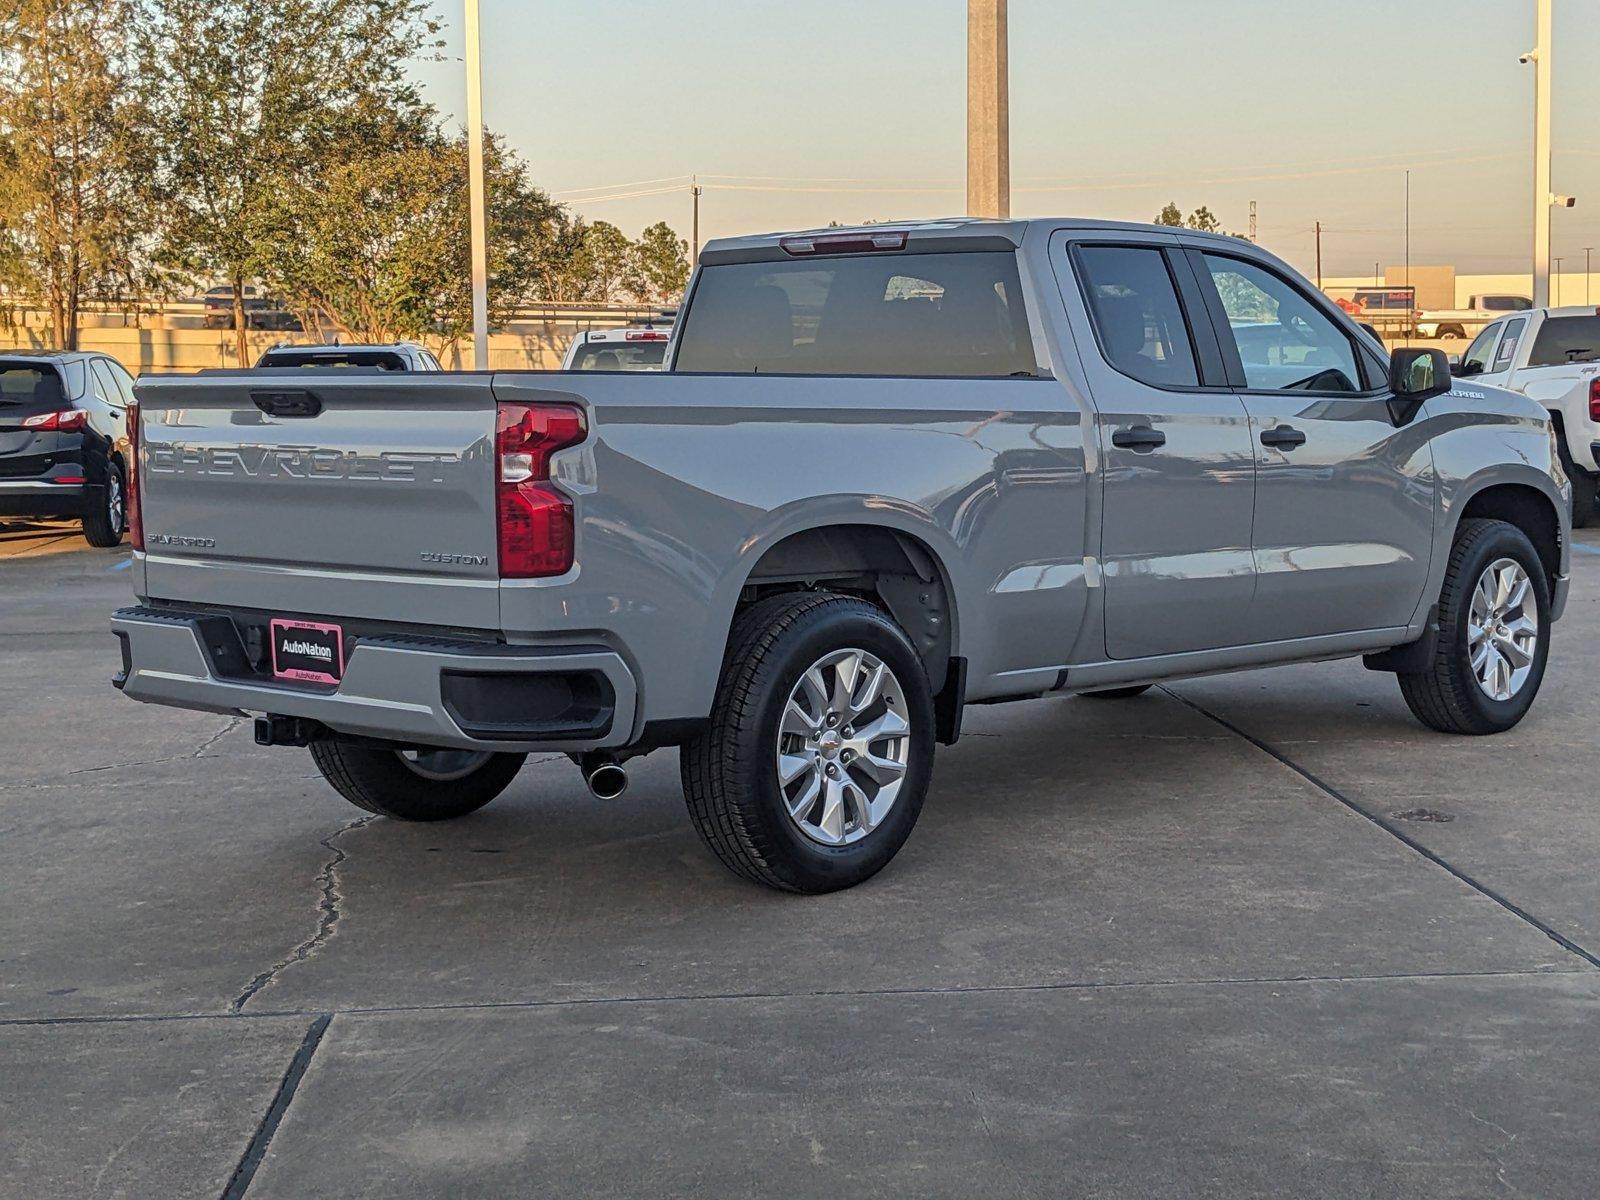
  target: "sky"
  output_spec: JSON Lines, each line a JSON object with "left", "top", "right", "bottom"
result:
{"left": 409, "top": 0, "right": 1600, "bottom": 281}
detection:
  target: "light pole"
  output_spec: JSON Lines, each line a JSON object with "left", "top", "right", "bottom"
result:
{"left": 1586, "top": 246, "right": 1594, "bottom": 305}
{"left": 966, "top": 0, "right": 1009, "bottom": 218}
{"left": 690, "top": 177, "right": 702, "bottom": 269}
{"left": 465, "top": 0, "right": 490, "bottom": 370}
{"left": 1525, "top": 0, "right": 1554, "bottom": 307}
{"left": 1553, "top": 256, "right": 1563, "bottom": 305}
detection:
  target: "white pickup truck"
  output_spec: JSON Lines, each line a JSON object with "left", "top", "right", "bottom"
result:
{"left": 1454, "top": 305, "right": 1600, "bottom": 524}
{"left": 1417, "top": 294, "right": 1532, "bottom": 341}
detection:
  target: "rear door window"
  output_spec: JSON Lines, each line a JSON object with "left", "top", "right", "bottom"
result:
{"left": 1526, "top": 315, "right": 1600, "bottom": 368}
{"left": 1491, "top": 317, "right": 1527, "bottom": 372}
{"left": 1074, "top": 245, "right": 1200, "bottom": 388}
{"left": 673, "top": 251, "right": 1037, "bottom": 377}
{"left": 90, "top": 360, "right": 124, "bottom": 406}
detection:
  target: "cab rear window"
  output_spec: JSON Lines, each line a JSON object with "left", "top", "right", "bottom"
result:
{"left": 1526, "top": 316, "right": 1600, "bottom": 367}
{"left": 674, "top": 251, "right": 1037, "bottom": 377}
{"left": 569, "top": 342, "right": 668, "bottom": 371}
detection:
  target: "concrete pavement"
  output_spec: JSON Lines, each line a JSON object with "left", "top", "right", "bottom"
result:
{"left": 3, "top": 534, "right": 1598, "bottom": 1197}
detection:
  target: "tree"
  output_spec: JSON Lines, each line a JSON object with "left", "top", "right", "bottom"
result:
{"left": 578, "top": 220, "right": 641, "bottom": 302}
{"left": 257, "top": 128, "right": 565, "bottom": 343}
{"left": 1152, "top": 201, "right": 1243, "bottom": 239}
{"left": 0, "top": 0, "right": 147, "bottom": 349}
{"left": 136, "top": 0, "right": 442, "bottom": 363}
{"left": 634, "top": 221, "right": 689, "bottom": 303}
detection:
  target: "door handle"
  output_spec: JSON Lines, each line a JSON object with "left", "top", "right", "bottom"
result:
{"left": 1111, "top": 424, "right": 1166, "bottom": 452}
{"left": 1259, "top": 424, "right": 1306, "bottom": 450}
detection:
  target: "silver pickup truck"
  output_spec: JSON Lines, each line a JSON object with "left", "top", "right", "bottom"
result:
{"left": 114, "top": 219, "right": 1571, "bottom": 893}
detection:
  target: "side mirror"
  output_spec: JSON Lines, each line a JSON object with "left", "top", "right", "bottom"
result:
{"left": 1387, "top": 347, "right": 1451, "bottom": 424}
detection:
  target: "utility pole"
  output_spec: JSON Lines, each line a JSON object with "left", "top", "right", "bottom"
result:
{"left": 1248, "top": 200, "right": 1257, "bottom": 244}
{"left": 690, "top": 176, "right": 702, "bottom": 269}
{"left": 464, "top": 0, "right": 489, "bottom": 370}
{"left": 1374, "top": 261, "right": 1381, "bottom": 285}
{"left": 1528, "top": 0, "right": 1554, "bottom": 307}
{"left": 1586, "top": 246, "right": 1594, "bottom": 305}
{"left": 966, "top": 0, "right": 1009, "bottom": 218}
{"left": 1314, "top": 221, "right": 1322, "bottom": 289}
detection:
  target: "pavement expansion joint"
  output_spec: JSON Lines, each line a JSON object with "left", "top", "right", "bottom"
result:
{"left": 1161, "top": 685, "right": 1600, "bottom": 972}
{"left": 229, "top": 817, "right": 375, "bottom": 1014}
{"left": 219, "top": 1014, "right": 332, "bottom": 1200}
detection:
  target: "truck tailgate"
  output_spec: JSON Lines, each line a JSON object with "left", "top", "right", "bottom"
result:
{"left": 133, "top": 372, "right": 501, "bottom": 629}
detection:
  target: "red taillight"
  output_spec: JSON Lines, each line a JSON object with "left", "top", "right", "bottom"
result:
{"left": 496, "top": 402, "right": 585, "bottom": 577}
{"left": 126, "top": 401, "right": 142, "bottom": 550}
{"left": 22, "top": 408, "right": 88, "bottom": 432}
{"left": 779, "top": 229, "right": 909, "bottom": 257}
{"left": 1589, "top": 379, "right": 1600, "bottom": 424}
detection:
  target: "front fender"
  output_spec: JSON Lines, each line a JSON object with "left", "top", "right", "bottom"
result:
{"left": 1416, "top": 393, "right": 1571, "bottom": 625}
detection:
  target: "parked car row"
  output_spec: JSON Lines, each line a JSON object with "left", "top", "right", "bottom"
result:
{"left": 1453, "top": 304, "right": 1600, "bottom": 525}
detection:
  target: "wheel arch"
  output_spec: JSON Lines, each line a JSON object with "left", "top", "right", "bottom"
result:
{"left": 1454, "top": 479, "right": 1564, "bottom": 593}
{"left": 732, "top": 519, "right": 961, "bottom": 696}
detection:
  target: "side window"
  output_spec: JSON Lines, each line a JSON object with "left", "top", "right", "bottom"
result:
{"left": 1075, "top": 245, "right": 1199, "bottom": 388}
{"left": 105, "top": 359, "right": 137, "bottom": 404}
{"left": 1492, "top": 317, "right": 1527, "bottom": 371}
{"left": 1459, "top": 323, "right": 1501, "bottom": 376}
{"left": 1201, "top": 254, "right": 1362, "bottom": 392}
{"left": 90, "top": 360, "right": 123, "bottom": 407}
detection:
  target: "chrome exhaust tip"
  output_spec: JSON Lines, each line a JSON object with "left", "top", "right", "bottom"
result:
{"left": 584, "top": 760, "right": 628, "bottom": 800}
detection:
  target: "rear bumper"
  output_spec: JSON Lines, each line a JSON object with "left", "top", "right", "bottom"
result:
{"left": 0, "top": 481, "right": 87, "bottom": 518}
{"left": 110, "top": 606, "right": 639, "bottom": 752}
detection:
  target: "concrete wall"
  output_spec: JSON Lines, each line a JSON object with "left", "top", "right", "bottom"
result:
{"left": 0, "top": 303, "right": 668, "bottom": 375}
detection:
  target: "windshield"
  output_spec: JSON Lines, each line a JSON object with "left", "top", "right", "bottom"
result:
{"left": 1526, "top": 316, "right": 1600, "bottom": 368}
{"left": 567, "top": 341, "right": 668, "bottom": 371}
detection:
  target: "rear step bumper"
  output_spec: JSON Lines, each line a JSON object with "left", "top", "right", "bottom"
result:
{"left": 110, "top": 606, "right": 638, "bottom": 752}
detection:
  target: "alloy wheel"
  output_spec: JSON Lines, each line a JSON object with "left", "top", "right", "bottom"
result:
{"left": 775, "top": 647, "right": 912, "bottom": 846}
{"left": 1468, "top": 557, "right": 1538, "bottom": 702}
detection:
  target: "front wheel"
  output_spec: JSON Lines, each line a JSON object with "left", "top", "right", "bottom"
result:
{"left": 1397, "top": 518, "right": 1551, "bottom": 735}
{"left": 681, "top": 592, "right": 936, "bottom": 893}
{"left": 309, "top": 741, "right": 525, "bottom": 820}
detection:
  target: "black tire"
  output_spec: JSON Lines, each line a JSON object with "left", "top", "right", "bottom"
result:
{"left": 1397, "top": 518, "right": 1551, "bottom": 735}
{"left": 82, "top": 462, "right": 125, "bottom": 548}
{"left": 681, "top": 592, "right": 936, "bottom": 893}
{"left": 1556, "top": 439, "right": 1596, "bottom": 529}
{"left": 309, "top": 741, "right": 525, "bottom": 820}
{"left": 1078, "top": 684, "right": 1152, "bottom": 699}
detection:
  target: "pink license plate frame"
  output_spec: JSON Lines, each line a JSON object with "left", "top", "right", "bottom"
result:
{"left": 269, "top": 617, "right": 344, "bottom": 685}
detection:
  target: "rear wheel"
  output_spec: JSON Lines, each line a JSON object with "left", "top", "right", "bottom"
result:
{"left": 681, "top": 592, "right": 935, "bottom": 893}
{"left": 309, "top": 741, "right": 525, "bottom": 820}
{"left": 1078, "top": 684, "right": 1152, "bottom": 699}
{"left": 1397, "top": 518, "right": 1550, "bottom": 735}
{"left": 82, "top": 463, "right": 125, "bottom": 548}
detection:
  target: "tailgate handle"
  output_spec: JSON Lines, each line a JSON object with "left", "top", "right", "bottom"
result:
{"left": 251, "top": 389, "right": 323, "bottom": 418}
